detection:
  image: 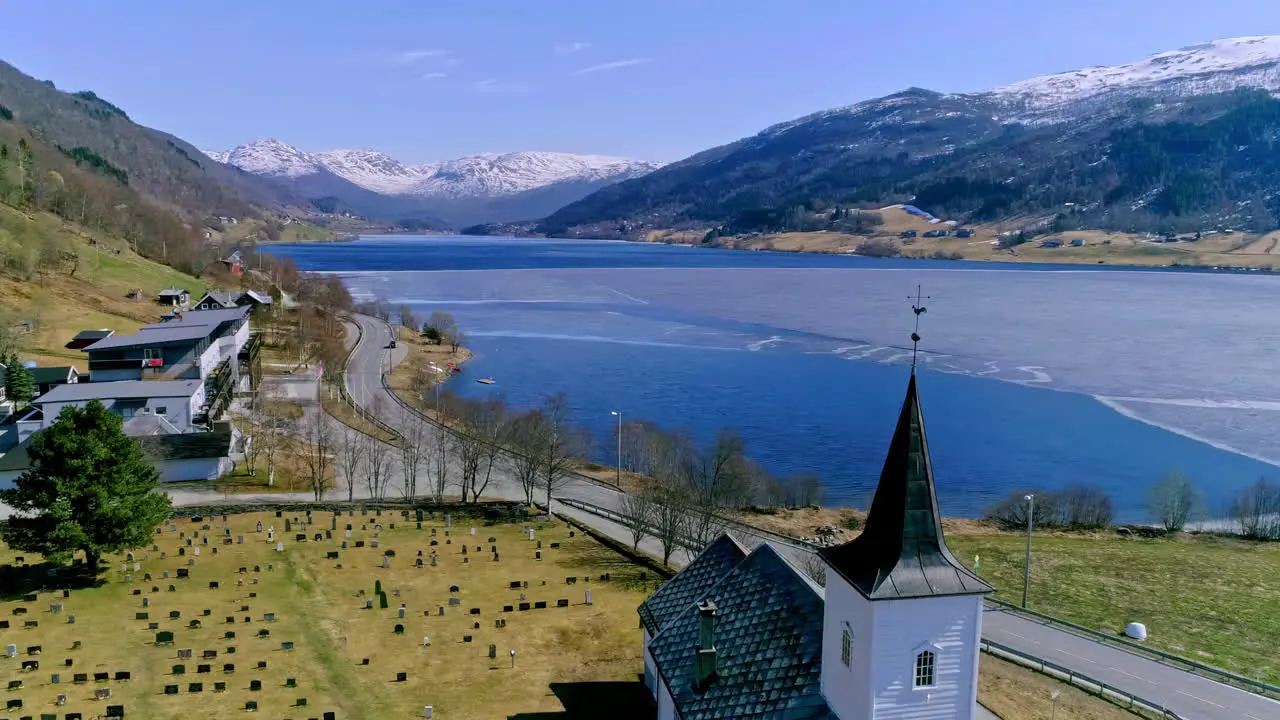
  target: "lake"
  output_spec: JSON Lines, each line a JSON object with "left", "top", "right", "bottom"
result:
{"left": 268, "top": 235, "right": 1280, "bottom": 522}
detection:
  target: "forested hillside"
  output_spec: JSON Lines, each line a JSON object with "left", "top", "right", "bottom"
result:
{"left": 539, "top": 89, "right": 1280, "bottom": 239}
{"left": 0, "top": 61, "right": 293, "bottom": 220}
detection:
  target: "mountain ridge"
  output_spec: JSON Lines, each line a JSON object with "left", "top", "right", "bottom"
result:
{"left": 539, "top": 35, "right": 1280, "bottom": 239}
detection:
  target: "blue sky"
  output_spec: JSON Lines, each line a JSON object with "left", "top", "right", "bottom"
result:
{"left": 5, "top": 1, "right": 1279, "bottom": 162}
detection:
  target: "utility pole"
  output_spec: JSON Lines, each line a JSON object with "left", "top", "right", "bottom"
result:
{"left": 611, "top": 410, "right": 622, "bottom": 488}
{"left": 1022, "top": 493, "right": 1035, "bottom": 608}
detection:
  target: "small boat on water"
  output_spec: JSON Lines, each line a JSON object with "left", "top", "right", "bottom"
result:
{"left": 476, "top": 378, "right": 496, "bottom": 385}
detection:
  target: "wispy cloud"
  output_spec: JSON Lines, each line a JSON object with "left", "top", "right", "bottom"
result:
{"left": 554, "top": 41, "right": 592, "bottom": 55}
{"left": 570, "top": 57, "right": 652, "bottom": 76}
{"left": 474, "top": 78, "right": 534, "bottom": 94}
{"left": 374, "top": 49, "right": 452, "bottom": 66}
{"left": 420, "top": 72, "right": 447, "bottom": 81}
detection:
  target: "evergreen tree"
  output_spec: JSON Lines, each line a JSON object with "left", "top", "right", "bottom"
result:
{"left": 16, "top": 138, "right": 36, "bottom": 208}
{"left": 4, "top": 353, "right": 36, "bottom": 404}
{"left": 0, "top": 399, "right": 171, "bottom": 573}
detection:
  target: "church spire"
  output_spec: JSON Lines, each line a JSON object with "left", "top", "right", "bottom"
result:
{"left": 818, "top": 289, "right": 991, "bottom": 600}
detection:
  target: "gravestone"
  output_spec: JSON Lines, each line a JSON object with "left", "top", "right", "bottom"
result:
{"left": 489, "top": 643, "right": 497, "bottom": 659}
{"left": 156, "top": 631, "right": 174, "bottom": 645}
{"left": 585, "top": 589, "right": 593, "bottom": 605}
{"left": 203, "top": 650, "right": 216, "bottom": 659}
{"left": 215, "top": 681, "right": 227, "bottom": 691}
{"left": 396, "top": 671, "right": 407, "bottom": 682}
{"left": 534, "top": 601, "right": 547, "bottom": 609}
{"left": 503, "top": 605, "right": 513, "bottom": 613}
{"left": 188, "top": 682, "right": 203, "bottom": 692}
{"left": 557, "top": 599, "right": 569, "bottom": 608}
{"left": 164, "top": 684, "right": 178, "bottom": 695}
{"left": 519, "top": 602, "right": 530, "bottom": 611}
{"left": 394, "top": 624, "right": 404, "bottom": 634}
{"left": 285, "top": 677, "right": 297, "bottom": 688}
{"left": 249, "top": 680, "right": 262, "bottom": 691}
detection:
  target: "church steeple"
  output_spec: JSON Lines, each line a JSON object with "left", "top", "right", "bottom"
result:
{"left": 819, "top": 288, "right": 992, "bottom": 600}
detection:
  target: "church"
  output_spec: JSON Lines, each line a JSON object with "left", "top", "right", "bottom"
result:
{"left": 637, "top": 369, "right": 993, "bottom": 719}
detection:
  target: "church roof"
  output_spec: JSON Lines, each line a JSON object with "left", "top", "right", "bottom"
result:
{"left": 638, "top": 533, "right": 747, "bottom": 637}
{"left": 647, "top": 544, "right": 835, "bottom": 720}
{"left": 819, "top": 373, "right": 993, "bottom": 600}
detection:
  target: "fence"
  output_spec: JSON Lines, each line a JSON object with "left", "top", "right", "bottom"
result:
{"left": 981, "top": 639, "right": 1185, "bottom": 719}
{"left": 986, "top": 598, "right": 1280, "bottom": 700}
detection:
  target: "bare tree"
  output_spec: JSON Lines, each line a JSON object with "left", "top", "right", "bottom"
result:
{"left": 797, "top": 552, "right": 828, "bottom": 587}
{"left": 679, "top": 431, "right": 749, "bottom": 548}
{"left": 241, "top": 392, "right": 265, "bottom": 477}
{"left": 364, "top": 423, "right": 395, "bottom": 501}
{"left": 1149, "top": 469, "right": 1199, "bottom": 532}
{"left": 647, "top": 483, "right": 688, "bottom": 567}
{"left": 445, "top": 393, "right": 509, "bottom": 503}
{"left": 471, "top": 398, "right": 508, "bottom": 502}
{"left": 618, "top": 490, "right": 655, "bottom": 551}
{"left": 426, "top": 310, "right": 457, "bottom": 342}
{"left": 335, "top": 425, "right": 367, "bottom": 502}
{"left": 1230, "top": 477, "right": 1280, "bottom": 540}
{"left": 295, "top": 411, "right": 334, "bottom": 501}
{"left": 507, "top": 410, "right": 545, "bottom": 505}
{"left": 255, "top": 389, "right": 292, "bottom": 488}
{"left": 398, "top": 408, "right": 429, "bottom": 502}
{"left": 537, "top": 393, "right": 587, "bottom": 514}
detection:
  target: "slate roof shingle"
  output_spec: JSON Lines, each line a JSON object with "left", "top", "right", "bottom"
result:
{"left": 638, "top": 534, "right": 747, "bottom": 637}
{"left": 647, "top": 544, "right": 836, "bottom": 720}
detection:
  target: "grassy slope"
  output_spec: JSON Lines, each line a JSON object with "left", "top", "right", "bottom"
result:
{"left": 0, "top": 204, "right": 210, "bottom": 369}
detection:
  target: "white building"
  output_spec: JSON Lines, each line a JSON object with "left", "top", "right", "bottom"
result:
{"left": 639, "top": 371, "right": 992, "bottom": 719}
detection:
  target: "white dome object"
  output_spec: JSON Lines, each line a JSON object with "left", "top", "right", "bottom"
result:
{"left": 1125, "top": 622, "right": 1148, "bottom": 641}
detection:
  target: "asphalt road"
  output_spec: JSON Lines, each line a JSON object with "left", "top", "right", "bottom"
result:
{"left": 343, "top": 313, "right": 1279, "bottom": 720}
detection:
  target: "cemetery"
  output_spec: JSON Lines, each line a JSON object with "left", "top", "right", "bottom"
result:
{"left": 0, "top": 506, "right": 653, "bottom": 719}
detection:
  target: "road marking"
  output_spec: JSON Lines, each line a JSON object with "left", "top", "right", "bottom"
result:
{"left": 1175, "top": 689, "right": 1224, "bottom": 708}
{"left": 1001, "top": 631, "right": 1027, "bottom": 640}
{"left": 1108, "top": 666, "right": 1154, "bottom": 684}
{"left": 1053, "top": 648, "right": 1097, "bottom": 664}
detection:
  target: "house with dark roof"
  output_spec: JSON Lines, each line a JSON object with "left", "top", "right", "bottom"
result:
{"left": 192, "top": 290, "right": 239, "bottom": 310}
{"left": 30, "top": 365, "right": 81, "bottom": 396}
{"left": 33, "top": 380, "right": 206, "bottom": 434}
{"left": 83, "top": 306, "right": 254, "bottom": 421}
{"left": 640, "top": 371, "right": 991, "bottom": 720}
{"left": 66, "top": 328, "right": 114, "bottom": 350}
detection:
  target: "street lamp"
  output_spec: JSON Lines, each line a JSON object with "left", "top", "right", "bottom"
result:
{"left": 610, "top": 410, "right": 622, "bottom": 488}
{"left": 1022, "top": 493, "right": 1035, "bottom": 608}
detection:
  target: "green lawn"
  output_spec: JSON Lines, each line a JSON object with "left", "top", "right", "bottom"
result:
{"left": 948, "top": 532, "right": 1280, "bottom": 685}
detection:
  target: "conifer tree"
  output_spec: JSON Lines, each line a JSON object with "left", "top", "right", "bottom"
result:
{"left": 3, "top": 353, "right": 36, "bottom": 404}
{"left": 0, "top": 400, "right": 171, "bottom": 573}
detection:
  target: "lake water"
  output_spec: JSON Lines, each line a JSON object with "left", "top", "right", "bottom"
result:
{"left": 268, "top": 235, "right": 1280, "bottom": 522}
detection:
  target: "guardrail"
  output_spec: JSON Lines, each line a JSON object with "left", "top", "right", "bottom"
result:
{"left": 981, "top": 638, "right": 1185, "bottom": 719}
{"left": 985, "top": 597, "right": 1280, "bottom": 699}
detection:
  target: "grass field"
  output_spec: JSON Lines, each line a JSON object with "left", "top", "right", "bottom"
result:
{"left": 0, "top": 510, "right": 653, "bottom": 720}
{"left": 673, "top": 206, "right": 1280, "bottom": 269}
{"left": 386, "top": 324, "right": 473, "bottom": 414}
{"left": 947, "top": 532, "right": 1280, "bottom": 685}
{"left": 979, "top": 654, "right": 1144, "bottom": 720}
{"left": 0, "top": 206, "right": 213, "bottom": 370}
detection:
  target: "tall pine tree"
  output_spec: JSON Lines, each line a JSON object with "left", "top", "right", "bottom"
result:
{"left": 4, "top": 353, "right": 36, "bottom": 405}
{"left": 0, "top": 400, "right": 171, "bottom": 572}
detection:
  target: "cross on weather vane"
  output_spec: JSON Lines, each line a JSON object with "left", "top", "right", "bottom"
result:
{"left": 908, "top": 284, "right": 930, "bottom": 372}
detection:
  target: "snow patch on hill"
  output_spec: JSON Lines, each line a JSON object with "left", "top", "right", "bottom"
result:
{"left": 985, "top": 36, "right": 1280, "bottom": 109}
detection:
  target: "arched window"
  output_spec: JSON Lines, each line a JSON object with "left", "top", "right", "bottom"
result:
{"left": 841, "top": 628, "right": 852, "bottom": 668}
{"left": 913, "top": 650, "right": 936, "bottom": 688}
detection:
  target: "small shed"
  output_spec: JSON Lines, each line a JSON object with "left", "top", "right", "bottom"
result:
{"left": 1070, "top": 238, "right": 1085, "bottom": 247}
{"left": 157, "top": 288, "right": 190, "bottom": 307}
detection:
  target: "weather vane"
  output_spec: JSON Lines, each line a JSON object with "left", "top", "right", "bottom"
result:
{"left": 908, "top": 284, "right": 929, "bottom": 372}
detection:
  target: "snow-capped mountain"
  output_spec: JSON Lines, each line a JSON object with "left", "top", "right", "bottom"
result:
{"left": 201, "top": 139, "right": 662, "bottom": 226}
{"left": 984, "top": 36, "right": 1280, "bottom": 112}
{"left": 202, "top": 140, "right": 660, "bottom": 199}
{"left": 542, "top": 35, "right": 1280, "bottom": 237}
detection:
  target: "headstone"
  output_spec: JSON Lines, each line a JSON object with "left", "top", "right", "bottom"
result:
{"left": 489, "top": 643, "right": 497, "bottom": 659}
{"left": 396, "top": 671, "right": 407, "bottom": 682}
{"left": 585, "top": 589, "right": 593, "bottom": 605}
{"left": 557, "top": 599, "right": 569, "bottom": 608}
{"left": 276, "top": 542, "right": 284, "bottom": 552}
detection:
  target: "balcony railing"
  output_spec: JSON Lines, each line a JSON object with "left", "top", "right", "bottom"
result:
{"left": 203, "top": 358, "right": 235, "bottom": 422}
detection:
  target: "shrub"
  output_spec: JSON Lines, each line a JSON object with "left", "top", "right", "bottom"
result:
{"left": 840, "top": 514, "right": 862, "bottom": 532}
{"left": 985, "top": 486, "right": 1114, "bottom": 531}
{"left": 1230, "top": 477, "right": 1280, "bottom": 540}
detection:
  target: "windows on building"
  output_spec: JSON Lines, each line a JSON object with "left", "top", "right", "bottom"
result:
{"left": 841, "top": 628, "right": 852, "bottom": 668}
{"left": 913, "top": 650, "right": 936, "bottom": 689}
{"left": 155, "top": 406, "right": 168, "bottom": 416}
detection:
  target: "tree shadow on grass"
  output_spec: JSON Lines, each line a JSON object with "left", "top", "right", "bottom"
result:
{"left": 0, "top": 561, "right": 105, "bottom": 601}
{"left": 556, "top": 540, "right": 664, "bottom": 593}
{"left": 508, "top": 678, "right": 654, "bottom": 720}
